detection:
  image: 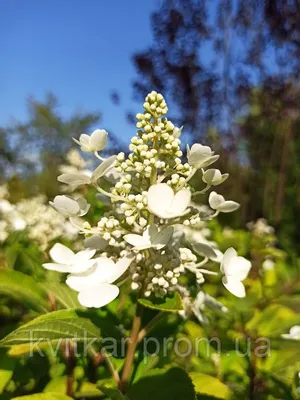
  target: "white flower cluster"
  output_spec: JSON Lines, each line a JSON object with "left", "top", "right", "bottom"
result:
{"left": 45, "top": 91, "right": 251, "bottom": 310}
{"left": 0, "top": 193, "right": 79, "bottom": 249}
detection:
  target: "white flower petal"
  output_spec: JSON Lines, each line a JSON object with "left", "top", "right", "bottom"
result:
{"left": 218, "top": 201, "right": 240, "bottom": 213}
{"left": 172, "top": 189, "right": 191, "bottom": 215}
{"left": 91, "top": 155, "right": 117, "bottom": 181}
{"left": 200, "top": 155, "right": 220, "bottom": 168}
{"left": 222, "top": 276, "right": 246, "bottom": 298}
{"left": 124, "top": 233, "right": 150, "bottom": 249}
{"left": 42, "top": 263, "right": 73, "bottom": 273}
{"left": 72, "top": 248, "right": 96, "bottom": 263}
{"left": 187, "top": 143, "right": 218, "bottom": 169}
{"left": 147, "top": 184, "right": 174, "bottom": 219}
{"left": 224, "top": 256, "right": 251, "bottom": 281}
{"left": 90, "top": 129, "right": 108, "bottom": 152}
{"left": 78, "top": 283, "right": 119, "bottom": 308}
{"left": 290, "top": 326, "right": 300, "bottom": 337}
{"left": 71, "top": 259, "right": 98, "bottom": 274}
{"left": 193, "top": 242, "right": 217, "bottom": 259}
{"left": 208, "top": 191, "right": 225, "bottom": 210}
{"left": 173, "top": 126, "right": 183, "bottom": 138}
{"left": 79, "top": 134, "right": 90, "bottom": 147}
{"left": 49, "top": 243, "right": 75, "bottom": 265}
{"left": 75, "top": 197, "right": 90, "bottom": 216}
{"left": 58, "top": 173, "right": 91, "bottom": 188}
{"left": 50, "top": 195, "right": 80, "bottom": 216}
{"left": 220, "top": 247, "right": 237, "bottom": 274}
{"left": 107, "top": 257, "right": 133, "bottom": 283}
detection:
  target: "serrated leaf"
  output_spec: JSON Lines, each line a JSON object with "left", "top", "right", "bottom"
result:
{"left": 12, "top": 394, "right": 73, "bottom": 400}
{"left": 42, "top": 282, "right": 84, "bottom": 309}
{"left": 127, "top": 367, "right": 196, "bottom": 400}
{"left": 0, "top": 309, "right": 101, "bottom": 355}
{"left": 138, "top": 292, "right": 183, "bottom": 312}
{"left": 0, "top": 269, "right": 49, "bottom": 313}
{"left": 189, "top": 372, "right": 231, "bottom": 399}
{"left": 0, "top": 348, "right": 17, "bottom": 394}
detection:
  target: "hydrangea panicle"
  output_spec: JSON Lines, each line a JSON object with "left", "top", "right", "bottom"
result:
{"left": 45, "top": 91, "right": 251, "bottom": 309}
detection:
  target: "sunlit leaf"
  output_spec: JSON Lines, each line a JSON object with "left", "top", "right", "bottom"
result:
{"left": 189, "top": 372, "right": 231, "bottom": 399}
{"left": 138, "top": 292, "right": 184, "bottom": 312}
{"left": 0, "top": 269, "right": 49, "bottom": 313}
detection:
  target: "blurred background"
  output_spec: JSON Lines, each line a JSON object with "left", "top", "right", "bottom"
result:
{"left": 1, "top": 0, "right": 299, "bottom": 255}
{"left": 1, "top": 2, "right": 300, "bottom": 399}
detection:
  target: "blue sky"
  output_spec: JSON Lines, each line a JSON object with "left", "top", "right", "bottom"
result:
{"left": 0, "top": 0, "right": 157, "bottom": 143}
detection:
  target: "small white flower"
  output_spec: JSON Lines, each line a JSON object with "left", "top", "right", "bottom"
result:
{"left": 124, "top": 224, "right": 174, "bottom": 250}
{"left": 66, "top": 257, "right": 132, "bottom": 308}
{"left": 43, "top": 243, "right": 96, "bottom": 273}
{"left": 209, "top": 191, "right": 239, "bottom": 213}
{"left": 262, "top": 258, "right": 275, "bottom": 271}
{"left": 57, "top": 156, "right": 116, "bottom": 189}
{"left": 73, "top": 129, "right": 108, "bottom": 152}
{"left": 50, "top": 195, "right": 90, "bottom": 217}
{"left": 58, "top": 172, "right": 92, "bottom": 189}
{"left": 148, "top": 183, "right": 191, "bottom": 219}
{"left": 187, "top": 144, "right": 219, "bottom": 169}
{"left": 221, "top": 248, "right": 251, "bottom": 298}
{"left": 0, "top": 199, "right": 14, "bottom": 213}
{"left": 202, "top": 169, "right": 229, "bottom": 186}
{"left": 11, "top": 216, "right": 27, "bottom": 231}
{"left": 281, "top": 326, "right": 300, "bottom": 340}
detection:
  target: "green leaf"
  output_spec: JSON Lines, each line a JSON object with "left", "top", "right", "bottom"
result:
{"left": 0, "top": 269, "right": 49, "bottom": 313}
{"left": 75, "top": 382, "right": 102, "bottom": 397}
{"left": 246, "top": 304, "right": 299, "bottom": 336}
{"left": 127, "top": 367, "right": 196, "bottom": 400}
{"left": 0, "top": 349, "right": 17, "bottom": 394}
{"left": 98, "top": 382, "right": 127, "bottom": 400}
{"left": 43, "top": 377, "right": 77, "bottom": 393}
{"left": 0, "top": 309, "right": 101, "bottom": 356}
{"left": 189, "top": 372, "right": 231, "bottom": 399}
{"left": 138, "top": 292, "right": 184, "bottom": 312}
{"left": 12, "top": 394, "right": 73, "bottom": 400}
{"left": 42, "top": 282, "right": 84, "bottom": 309}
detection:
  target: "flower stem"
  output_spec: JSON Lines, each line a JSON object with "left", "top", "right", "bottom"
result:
{"left": 119, "top": 303, "right": 143, "bottom": 392}
{"left": 102, "top": 348, "right": 121, "bottom": 385}
{"left": 137, "top": 311, "right": 165, "bottom": 343}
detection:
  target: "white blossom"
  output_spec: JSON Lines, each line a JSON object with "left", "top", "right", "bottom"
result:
{"left": 187, "top": 144, "right": 219, "bottom": 169}
{"left": 50, "top": 195, "right": 90, "bottom": 217}
{"left": 73, "top": 129, "right": 108, "bottom": 152}
{"left": 221, "top": 248, "right": 251, "bottom": 298}
{"left": 147, "top": 183, "right": 191, "bottom": 219}
{"left": 66, "top": 257, "right": 132, "bottom": 307}
{"left": 209, "top": 191, "right": 239, "bottom": 213}
{"left": 124, "top": 224, "right": 173, "bottom": 250}
{"left": 281, "top": 326, "right": 300, "bottom": 340}
{"left": 43, "top": 243, "right": 96, "bottom": 273}
{"left": 202, "top": 169, "right": 229, "bottom": 186}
